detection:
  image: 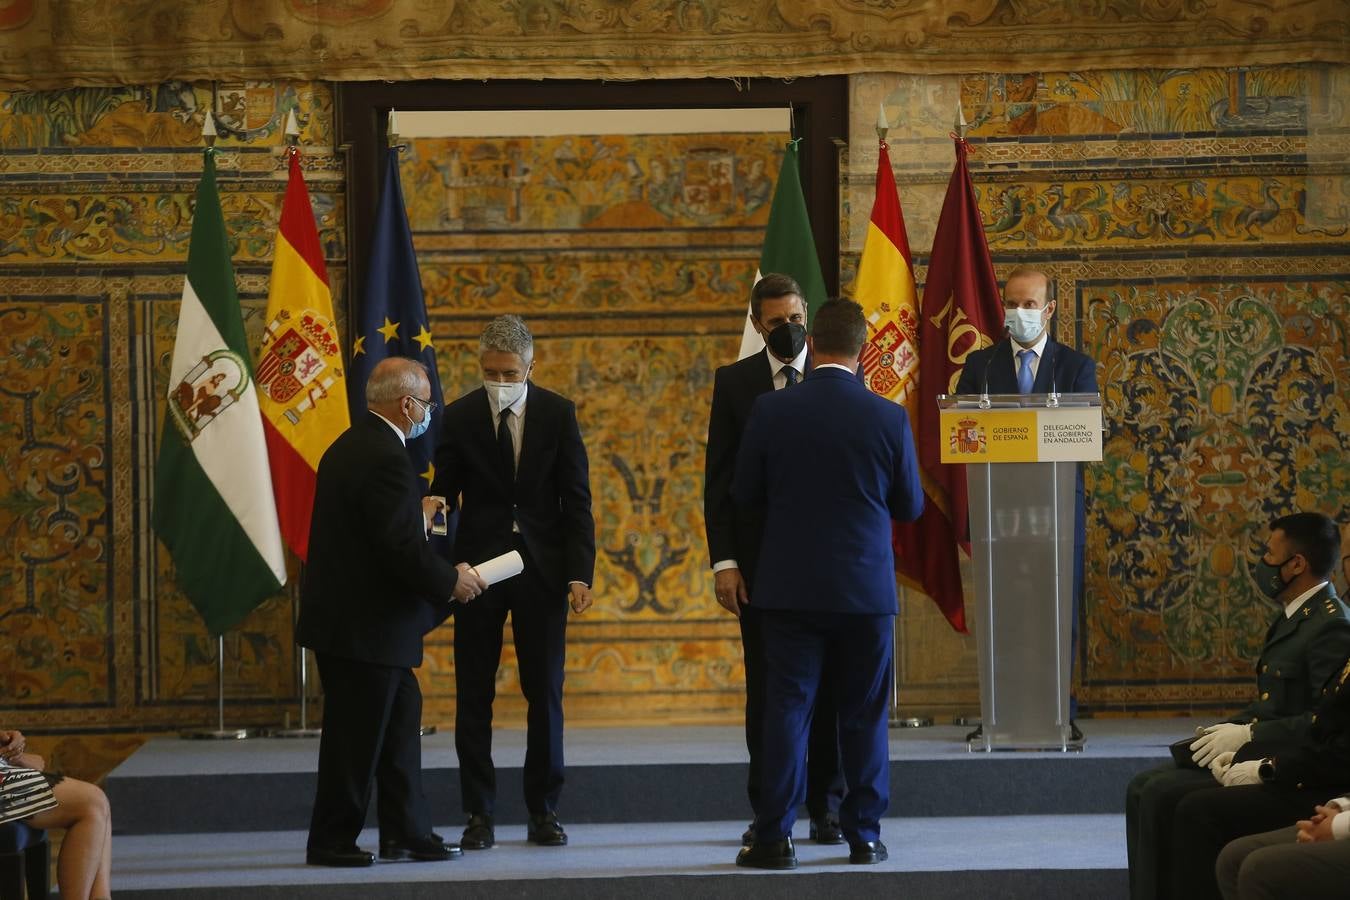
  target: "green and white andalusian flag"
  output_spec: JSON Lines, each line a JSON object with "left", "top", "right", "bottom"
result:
{"left": 153, "top": 150, "right": 286, "bottom": 635}
{"left": 736, "top": 139, "right": 829, "bottom": 359}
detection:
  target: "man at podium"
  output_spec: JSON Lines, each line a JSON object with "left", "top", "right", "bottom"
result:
{"left": 955, "top": 266, "right": 1097, "bottom": 737}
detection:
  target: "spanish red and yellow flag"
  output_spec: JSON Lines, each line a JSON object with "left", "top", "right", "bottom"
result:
{"left": 855, "top": 138, "right": 921, "bottom": 418}
{"left": 256, "top": 149, "right": 350, "bottom": 562}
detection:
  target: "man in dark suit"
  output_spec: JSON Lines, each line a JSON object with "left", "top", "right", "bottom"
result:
{"left": 431, "top": 314, "right": 596, "bottom": 850}
{"left": 732, "top": 298, "right": 923, "bottom": 869}
{"left": 955, "top": 266, "right": 1097, "bottom": 741}
{"left": 298, "top": 356, "right": 487, "bottom": 868}
{"left": 1124, "top": 512, "right": 1350, "bottom": 900}
{"left": 704, "top": 272, "right": 845, "bottom": 846}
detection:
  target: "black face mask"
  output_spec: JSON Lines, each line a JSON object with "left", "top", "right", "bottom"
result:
{"left": 764, "top": 321, "right": 807, "bottom": 360}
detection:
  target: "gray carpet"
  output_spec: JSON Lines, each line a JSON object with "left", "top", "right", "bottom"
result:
{"left": 111, "top": 815, "right": 1128, "bottom": 899}
{"left": 105, "top": 719, "right": 1188, "bottom": 833}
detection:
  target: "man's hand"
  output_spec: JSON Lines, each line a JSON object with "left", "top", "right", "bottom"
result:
{"left": 569, "top": 583, "right": 593, "bottom": 615}
{"left": 1220, "top": 760, "right": 1263, "bottom": 787}
{"left": 1208, "top": 750, "right": 1235, "bottom": 783}
{"left": 1190, "top": 722, "right": 1252, "bottom": 767}
{"left": 713, "top": 568, "right": 749, "bottom": 617}
{"left": 1297, "top": 805, "right": 1340, "bottom": 843}
{"left": 452, "top": 563, "right": 487, "bottom": 603}
{"left": 421, "top": 496, "right": 444, "bottom": 531}
{"left": 0, "top": 730, "right": 27, "bottom": 762}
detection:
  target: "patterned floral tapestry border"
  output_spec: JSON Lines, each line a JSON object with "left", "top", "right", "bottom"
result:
{"left": 1, "top": 1, "right": 1348, "bottom": 90}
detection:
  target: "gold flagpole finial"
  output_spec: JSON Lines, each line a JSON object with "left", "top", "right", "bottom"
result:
{"left": 387, "top": 108, "right": 400, "bottom": 148}
{"left": 876, "top": 102, "right": 889, "bottom": 143}
{"left": 954, "top": 100, "right": 968, "bottom": 140}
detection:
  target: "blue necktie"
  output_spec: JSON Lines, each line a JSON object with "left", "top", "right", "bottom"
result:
{"left": 782, "top": 366, "right": 798, "bottom": 387}
{"left": 1017, "top": 349, "right": 1036, "bottom": 394}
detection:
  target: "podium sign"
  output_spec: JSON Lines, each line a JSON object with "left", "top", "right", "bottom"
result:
{"left": 940, "top": 406, "right": 1102, "bottom": 464}
{"left": 939, "top": 393, "right": 1102, "bottom": 752}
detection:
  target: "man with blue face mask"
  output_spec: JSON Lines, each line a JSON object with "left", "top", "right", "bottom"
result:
{"left": 955, "top": 267, "right": 1098, "bottom": 742}
{"left": 431, "top": 314, "right": 596, "bottom": 852}
{"left": 298, "top": 356, "right": 486, "bottom": 868}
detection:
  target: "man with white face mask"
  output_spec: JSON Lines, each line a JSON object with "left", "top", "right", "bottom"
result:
{"left": 955, "top": 267, "right": 1098, "bottom": 741}
{"left": 431, "top": 314, "right": 596, "bottom": 852}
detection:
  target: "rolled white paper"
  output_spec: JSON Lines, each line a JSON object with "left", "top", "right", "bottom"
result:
{"left": 474, "top": 550, "right": 524, "bottom": 587}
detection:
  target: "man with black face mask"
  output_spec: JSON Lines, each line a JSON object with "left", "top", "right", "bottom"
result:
{"left": 704, "top": 273, "right": 845, "bottom": 847}
{"left": 1124, "top": 511, "right": 1350, "bottom": 900}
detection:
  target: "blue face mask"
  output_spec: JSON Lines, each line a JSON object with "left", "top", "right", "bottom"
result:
{"left": 407, "top": 397, "right": 432, "bottom": 441}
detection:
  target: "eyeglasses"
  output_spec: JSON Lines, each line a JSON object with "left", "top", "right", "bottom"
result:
{"left": 407, "top": 396, "right": 437, "bottom": 414}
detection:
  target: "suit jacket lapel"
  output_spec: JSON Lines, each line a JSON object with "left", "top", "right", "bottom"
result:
{"left": 1032, "top": 340, "right": 1059, "bottom": 393}
{"left": 515, "top": 382, "right": 541, "bottom": 479}
{"left": 752, "top": 348, "right": 775, "bottom": 394}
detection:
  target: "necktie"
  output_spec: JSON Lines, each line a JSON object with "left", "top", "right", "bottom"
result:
{"left": 1017, "top": 349, "right": 1036, "bottom": 394}
{"left": 497, "top": 408, "right": 515, "bottom": 479}
{"left": 782, "top": 366, "right": 799, "bottom": 387}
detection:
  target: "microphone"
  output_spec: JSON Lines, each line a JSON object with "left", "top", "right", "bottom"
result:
{"left": 979, "top": 334, "right": 1009, "bottom": 408}
{"left": 1045, "top": 342, "right": 1060, "bottom": 407}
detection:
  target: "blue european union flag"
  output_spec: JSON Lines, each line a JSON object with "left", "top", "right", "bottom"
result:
{"left": 349, "top": 146, "right": 445, "bottom": 490}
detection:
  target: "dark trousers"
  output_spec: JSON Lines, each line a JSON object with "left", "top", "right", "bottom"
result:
{"left": 740, "top": 606, "right": 844, "bottom": 821}
{"left": 755, "top": 610, "right": 891, "bottom": 845}
{"left": 454, "top": 557, "right": 568, "bottom": 816}
{"left": 1217, "top": 825, "right": 1350, "bottom": 900}
{"left": 1172, "top": 784, "right": 1334, "bottom": 900}
{"left": 1125, "top": 764, "right": 1218, "bottom": 900}
{"left": 309, "top": 652, "right": 428, "bottom": 851}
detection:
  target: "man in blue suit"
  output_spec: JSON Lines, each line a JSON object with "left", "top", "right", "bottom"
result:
{"left": 732, "top": 298, "right": 923, "bottom": 869}
{"left": 955, "top": 266, "right": 1097, "bottom": 739}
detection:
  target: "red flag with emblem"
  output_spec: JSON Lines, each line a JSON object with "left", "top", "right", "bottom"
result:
{"left": 893, "top": 134, "right": 1005, "bottom": 634}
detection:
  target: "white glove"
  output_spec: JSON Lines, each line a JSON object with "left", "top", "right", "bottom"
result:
{"left": 1221, "top": 760, "right": 1263, "bottom": 787}
{"left": 1190, "top": 722, "right": 1252, "bottom": 767}
{"left": 1208, "top": 750, "right": 1236, "bottom": 783}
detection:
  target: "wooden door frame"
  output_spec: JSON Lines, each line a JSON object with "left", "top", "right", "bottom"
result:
{"left": 335, "top": 77, "right": 848, "bottom": 337}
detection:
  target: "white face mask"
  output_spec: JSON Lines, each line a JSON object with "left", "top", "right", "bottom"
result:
{"left": 1004, "top": 307, "right": 1047, "bottom": 344}
{"left": 484, "top": 379, "right": 527, "bottom": 411}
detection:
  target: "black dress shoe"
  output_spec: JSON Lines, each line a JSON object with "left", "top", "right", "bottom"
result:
{"left": 1070, "top": 720, "right": 1084, "bottom": 742}
{"left": 741, "top": 824, "right": 755, "bottom": 845}
{"left": 809, "top": 814, "right": 845, "bottom": 845}
{"left": 306, "top": 846, "right": 375, "bottom": 868}
{"left": 461, "top": 814, "right": 495, "bottom": 850}
{"left": 849, "top": 839, "right": 888, "bottom": 864}
{"left": 527, "top": 812, "right": 568, "bottom": 846}
{"left": 736, "top": 837, "right": 797, "bottom": 870}
{"left": 966, "top": 723, "right": 983, "bottom": 742}
{"left": 379, "top": 834, "right": 463, "bottom": 862}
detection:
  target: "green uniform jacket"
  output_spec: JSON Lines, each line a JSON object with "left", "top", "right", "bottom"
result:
{"left": 1227, "top": 585, "right": 1350, "bottom": 743}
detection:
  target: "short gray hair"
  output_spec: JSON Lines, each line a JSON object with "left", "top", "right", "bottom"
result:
{"left": 365, "top": 357, "right": 428, "bottom": 405}
{"left": 479, "top": 314, "right": 534, "bottom": 361}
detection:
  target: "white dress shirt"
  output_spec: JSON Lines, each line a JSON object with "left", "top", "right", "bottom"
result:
{"left": 1011, "top": 331, "right": 1049, "bottom": 383}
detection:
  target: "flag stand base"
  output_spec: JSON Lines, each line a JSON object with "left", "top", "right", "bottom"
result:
{"left": 181, "top": 728, "right": 255, "bottom": 740}
{"left": 889, "top": 715, "right": 934, "bottom": 728}
{"left": 419, "top": 725, "right": 438, "bottom": 736}
{"left": 270, "top": 727, "right": 321, "bottom": 739}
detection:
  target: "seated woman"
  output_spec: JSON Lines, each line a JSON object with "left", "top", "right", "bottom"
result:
{"left": 1, "top": 729, "right": 111, "bottom": 900}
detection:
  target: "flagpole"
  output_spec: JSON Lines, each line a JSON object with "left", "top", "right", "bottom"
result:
{"left": 182, "top": 634, "right": 254, "bottom": 740}
{"left": 176, "top": 113, "right": 254, "bottom": 741}
{"left": 268, "top": 109, "right": 324, "bottom": 740}
{"left": 383, "top": 107, "right": 437, "bottom": 738}
{"left": 865, "top": 103, "right": 932, "bottom": 730}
